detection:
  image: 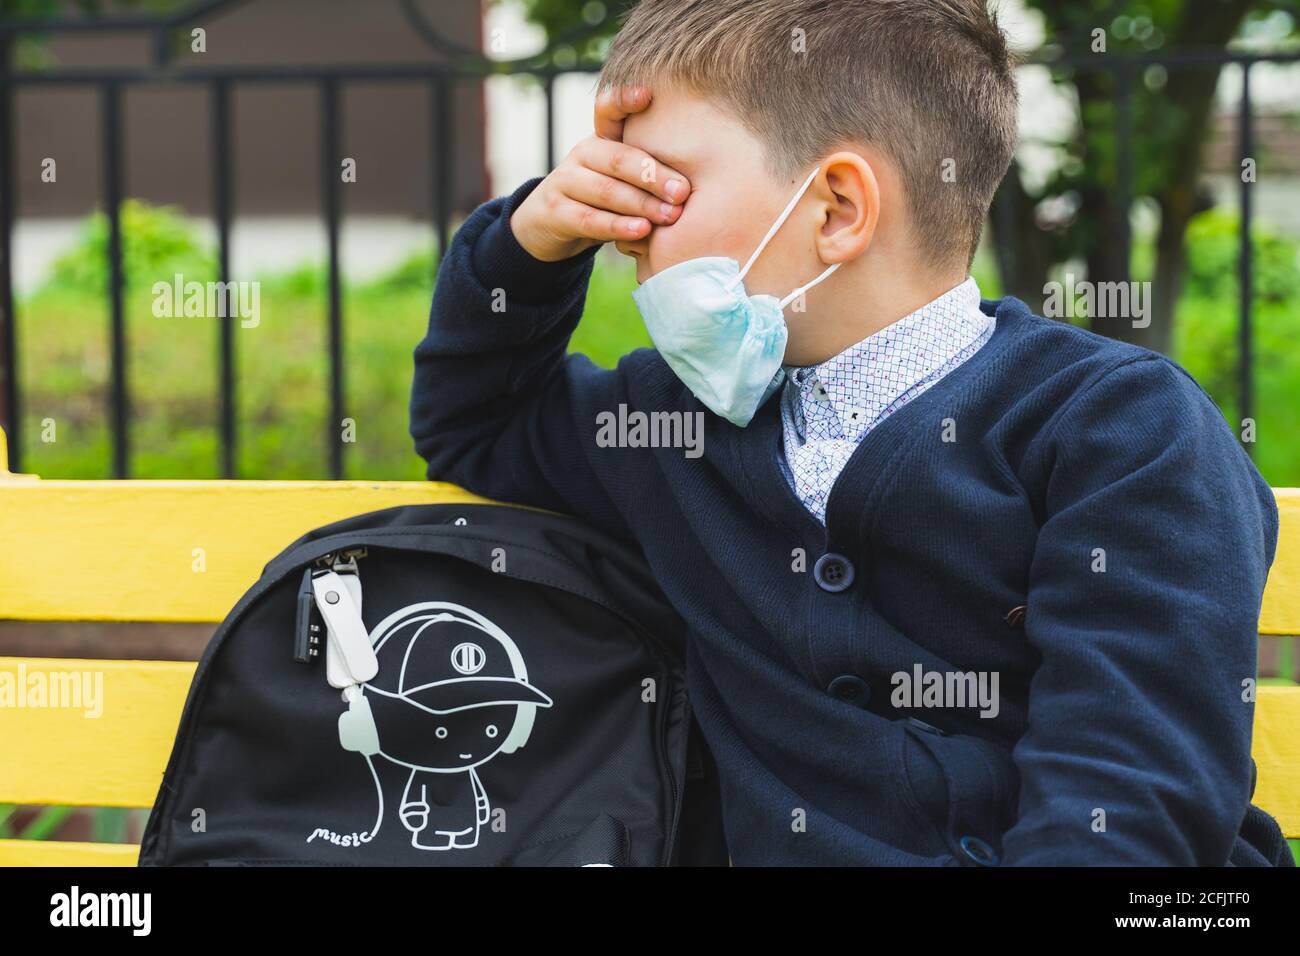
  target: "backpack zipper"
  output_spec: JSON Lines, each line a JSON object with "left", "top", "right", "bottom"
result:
{"left": 293, "top": 549, "right": 367, "bottom": 666}
{"left": 293, "top": 549, "right": 374, "bottom": 692}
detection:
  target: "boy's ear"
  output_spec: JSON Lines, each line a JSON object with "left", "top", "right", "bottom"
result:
{"left": 814, "top": 151, "right": 880, "bottom": 265}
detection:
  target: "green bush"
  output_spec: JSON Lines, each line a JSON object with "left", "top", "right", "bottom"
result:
{"left": 1173, "top": 210, "right": 1300, "bottom": 484}
{"left": 47, "top": 200, "right": 217, "bottom": 295}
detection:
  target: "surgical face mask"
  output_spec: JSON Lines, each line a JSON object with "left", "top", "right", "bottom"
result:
{"left": 631, "top": 168, "right": 839, "bottom": 427}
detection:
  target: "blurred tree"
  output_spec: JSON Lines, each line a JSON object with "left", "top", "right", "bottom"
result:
{"left": 512, "top": 0, "right": 630, "bottom": 66}
{"left": 999, "top": 0, "right": 1298, "bottom": 351}
{"left": 1, "top": 0, "right": 185, "bottom": 68}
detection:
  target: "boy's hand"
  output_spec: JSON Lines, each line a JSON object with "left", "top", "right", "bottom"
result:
{"left": 510, "top": 86, "right": 691, "bottom": 262}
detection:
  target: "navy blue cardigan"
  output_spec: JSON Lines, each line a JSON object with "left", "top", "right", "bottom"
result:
{"left": 410, "top": 179, "right": 1292, "bottom": 866}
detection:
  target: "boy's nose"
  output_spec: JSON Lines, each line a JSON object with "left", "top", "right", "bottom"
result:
{"left": 614, "top": 238, "right": 646, "bottom": 259}
{"left": 614, "top": 239, "right": 652, "bottom": 284}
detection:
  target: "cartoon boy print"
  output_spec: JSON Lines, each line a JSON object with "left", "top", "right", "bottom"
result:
{"left": 336, "top": 602, "right": 553, "bottom": 852}
{"left": 398, "top": 764, "right": 488, "bottom": 850}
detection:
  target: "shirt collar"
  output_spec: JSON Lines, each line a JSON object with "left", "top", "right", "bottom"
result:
{"left": 783, "top": 277, "right": 989, "bottom": 435}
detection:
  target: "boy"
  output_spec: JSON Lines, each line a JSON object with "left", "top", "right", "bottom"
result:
{"left": 410, "top": 0, "right": 1291, "bottom": 865}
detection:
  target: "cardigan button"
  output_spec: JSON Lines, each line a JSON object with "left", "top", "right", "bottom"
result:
{"left": 959, "top": 835, "right": 1000, "bottom": 866}
{"left": 828, "top": 674, "right": 870, "bottom": 706}
{"left": 813, "top": 553, "right": 855, "bottom": 592}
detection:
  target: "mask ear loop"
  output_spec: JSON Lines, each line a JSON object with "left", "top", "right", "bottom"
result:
{"left": 778, "top": 262, "right": 840, "bottom": 311}
{"left": 727, "top": 167, "right": 822, "bottom": 290}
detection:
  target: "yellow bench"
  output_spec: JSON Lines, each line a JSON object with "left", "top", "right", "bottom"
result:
{"left": 1, "top": 428, "right": 1297, "bottom": 865}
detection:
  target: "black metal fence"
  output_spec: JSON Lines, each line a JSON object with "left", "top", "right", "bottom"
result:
{"left": 0, "top": 1, "right": 1296, "bottom": 478}
{"left": 0, "top": 0, "right": 609, "bottom": 478}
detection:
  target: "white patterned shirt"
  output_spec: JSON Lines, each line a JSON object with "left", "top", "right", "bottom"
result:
{"left": 779, "top": 278, "right": 994, "bottom": 523}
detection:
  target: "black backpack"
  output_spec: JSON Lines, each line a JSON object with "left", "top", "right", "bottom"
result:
{"left": 139, "top": 503, "right": 728, "bottom": 867}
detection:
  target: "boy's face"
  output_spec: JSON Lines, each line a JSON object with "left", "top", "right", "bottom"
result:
{"left": 616, "top": 86, "right": 821, "bottom": 307}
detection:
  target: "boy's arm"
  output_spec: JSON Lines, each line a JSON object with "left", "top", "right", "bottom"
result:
{"left": 410, "top": 178, "right": 625, "bottom": 531}
{"left": 1000, "top": 355, "right": 1277, "bottom": 865}
{"left": 410, "top": 87, "right": 688, "bottom": 533}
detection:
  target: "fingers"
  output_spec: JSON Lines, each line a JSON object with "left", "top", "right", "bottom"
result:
{"left": 574, "top": 136, "right": 690, "bottom": 205}
{"left": 515, "top": 91, "right": 691, "bottom": 260}
{"left": 595, "top": 85, "right": 651, "bottom": 141}
{"left": 551, "top": 197, "right": 652, "bottom": 244}
{"left": 563, "top": 165, "right": 683, "bottom": 227}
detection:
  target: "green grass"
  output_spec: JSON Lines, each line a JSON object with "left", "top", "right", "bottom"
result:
{"left": 14, "top": 250, "right": 646, "bottom": 481}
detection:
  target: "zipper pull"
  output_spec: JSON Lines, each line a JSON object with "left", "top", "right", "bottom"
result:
{"left": 324, "top": 556, "right": 364, "bottom": 688}
{"left": 312, "top": 567, "right": 378, "bottom": 688}
{"left": 292, "top": 568, "right": 324, "bottom": 664}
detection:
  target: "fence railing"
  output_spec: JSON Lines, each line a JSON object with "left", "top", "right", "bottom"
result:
{"left": 0, "top": 0, "right": 1296, "bottom": 478}
{"left": 0, "top": 0, "right": 608, "bottom": 479}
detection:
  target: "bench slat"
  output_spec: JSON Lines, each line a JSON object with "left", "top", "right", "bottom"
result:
{"left": 0, "top": 839, "right": 138, "bottom": 866}
{"left": 1, "top": 658, "right": 195, "bottom": 807}
{"left": 4, "top": 657, "right": 1297, "bottom": 844}
{"left": 1251, "top": 684, "right": 1300, "bottom": 840}
{"left": 1, "top": 478, "right": 1289, "bottom": 629}
{"left": 0, "top": 479, "right": 493, "bottom": 622}
{"left": 1261, "top": 489, "right": 1300, "bottom": 636}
